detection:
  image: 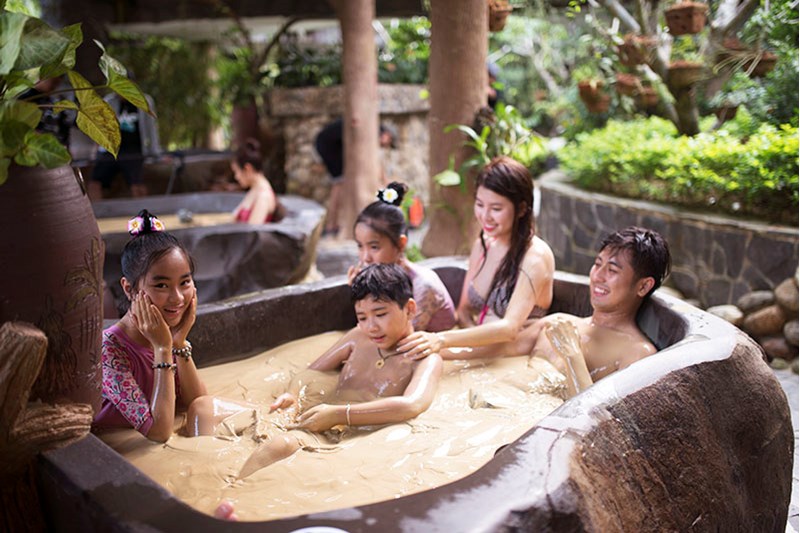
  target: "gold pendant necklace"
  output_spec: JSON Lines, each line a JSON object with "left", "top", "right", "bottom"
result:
{"left": 375, "top": 348, "right": 396, "bottom": 369}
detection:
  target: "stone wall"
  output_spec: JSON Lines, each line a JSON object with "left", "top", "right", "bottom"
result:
{"left": 267, "top": 84, "right": 430, "bottom": 206}
{"left": 538, "top": 170, "right": 799, "bottom": 307}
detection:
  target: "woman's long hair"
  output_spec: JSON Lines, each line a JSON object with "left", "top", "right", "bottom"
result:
{"left": 475, "top": 156, "right": 535, "bottom": 315}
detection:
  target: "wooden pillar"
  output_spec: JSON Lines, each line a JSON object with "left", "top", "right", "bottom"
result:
{"left": 332, "top": 0, "right": 381, "bottom": 237}
{"left": 422, "top": 0, "right": 488, "bottom": 256}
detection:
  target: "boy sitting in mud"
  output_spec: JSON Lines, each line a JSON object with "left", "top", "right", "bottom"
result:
{"left": 237, "top": 263, "right": 443, "bottom": 479}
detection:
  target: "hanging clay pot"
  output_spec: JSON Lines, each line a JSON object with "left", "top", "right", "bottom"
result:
{"left": 578, "top": 79, "right": 605, "bottom": 102}
{"left": 618, "top": 34, "right": 659, "bottom": 66}
{"left": 744, "top": 51, "right": 778, "bottom": 77}
{"left": 0, "top": 164, "right": 104, "bottom": 412}
{"left": 635, "top": 87, "right": 660, "bottom": 108}
{"left": 668, "top": 60, "right": 706, "bottom": 89}
{"left": 488, "top": 0, "right": 513, "bottom": 31}
{"left": 615, "top": 73, "right": 642, "bottom": 96}
{"left": 665, "top": 2, "right": 708, "bottom": 35}
{"left": 714, "top": 105, "right": 739, "bottom": 122}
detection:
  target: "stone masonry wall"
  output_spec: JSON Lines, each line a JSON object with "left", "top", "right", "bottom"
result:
{"left": 267, "top": 84, "right": 430, "bottom": 206}
{"left": 538, "top": 170, "right": 799, "bottom": 307}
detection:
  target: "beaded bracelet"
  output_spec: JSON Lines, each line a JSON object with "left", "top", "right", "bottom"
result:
{"left": 152, "top": 362, "right": 177, "bottom": 371}
{"left": 172, "top": 340, "right": 192, "bottom": 360}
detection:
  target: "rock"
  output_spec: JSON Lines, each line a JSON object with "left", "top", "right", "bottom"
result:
{"left": 760, "top": 336, "right": 797, "bottom": 361}
{"left": 657, "top": 286, "right": 685, "bottom": 300}
{"left": 784, "top": 320, "right": 799, "bottom": 347}
{"left": 736, "top": 291, "right": 775, "bottom": 314}
{"left": 770, "top": 358, "right": 790, "bottom": 370}
{"left": 774, "top": 278, "right": 799, "bottom": 313}
{"left": 792, "top": 358, "right": 799, "bottom": 374}
{"left": 706, "top": 305, "right": 744, "bottom": 327}
{"left": 742, "top": 305, "right": 787, "bottom": 337}
{"left": 685, "top": 299, "right": 702, "bottom": 308}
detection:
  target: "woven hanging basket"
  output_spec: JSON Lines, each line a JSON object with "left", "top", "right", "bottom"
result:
{"left": 489, "top": 0, "right": 513, "bottom": 31}
{"left": 664, "top": 2, "right": 708, "bottom": 35}
{"left": 668, "top": 60, "right": 706, "bottom": 88}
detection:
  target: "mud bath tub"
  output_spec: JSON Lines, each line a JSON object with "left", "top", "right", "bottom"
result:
{"left": 37, "top": 259, "right": 794, "bottom": 531}
{"left": 93, "top": 192, "right": 324, "bottom": 314}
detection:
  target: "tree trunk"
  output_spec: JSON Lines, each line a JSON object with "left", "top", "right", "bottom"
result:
{"left": 673, "top": 87, "right": 700, "bottom": 136}
{"left": 332, "top": 0, "right": 381, "bottom": 238}
{"left": 422, "top": 0, "right": 488, "bottom": 256}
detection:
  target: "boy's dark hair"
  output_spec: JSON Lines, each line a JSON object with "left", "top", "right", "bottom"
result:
{"left": 351, "top": 264, "right": 413, "bottom": 307}
{"left": 120, "top": 209, "right": 195, "bottom": 314}
{"left": 599, "top": 226, "right": 671, "bottom": 298}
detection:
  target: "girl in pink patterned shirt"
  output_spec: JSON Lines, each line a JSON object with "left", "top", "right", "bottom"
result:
{"left": 93, "top": 210, "right": 250, "bottom": 442}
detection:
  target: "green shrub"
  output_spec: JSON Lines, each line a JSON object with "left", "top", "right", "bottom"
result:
{"left": 559, "top": 117, "right": 798, "bottom": 224}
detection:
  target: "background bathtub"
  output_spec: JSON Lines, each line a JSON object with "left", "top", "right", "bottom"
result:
{"left": 94, "top": 192, "right": 324, "bottom": 315}
{"left": 38, "top": 258, "right": 793, "bottom": 531}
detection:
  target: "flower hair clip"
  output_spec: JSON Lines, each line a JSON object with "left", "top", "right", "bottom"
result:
{"left": 128, "top": 214, "right": 166, "bottom": 236}
{"left": 377, "top": 187, "right": 400, "bottom": 206}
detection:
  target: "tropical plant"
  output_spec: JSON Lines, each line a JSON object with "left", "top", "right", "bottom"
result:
{"left": 434, "top": 103, "right": 548, "bottom": 189}
{"left": 0, "top": 2, "right": 149, "bottom": 183}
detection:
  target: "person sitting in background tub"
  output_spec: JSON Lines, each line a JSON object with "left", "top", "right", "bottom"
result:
{"left": 93, "top": 211, "right": 252, "bottom": 442}
{"left": 231, "top": 138, "right": 283, "bottom": 224}
{"left": 431, "top": 227, "right": 672, "bottom": 398}
{"left": 396, "top": 156, "right": 555, "bottom": 357}
{"left": 348, "top": 182, "right": 456, "bottom": 332}
{"left": 234, "top": 264, "right": 443, "bottom": 479}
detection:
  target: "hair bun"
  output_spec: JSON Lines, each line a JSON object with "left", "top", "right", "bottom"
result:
{"left": 128, "top": 209, "right": 166, "bottom": 236}
{"left": 376, "top": 182, "right": 407, "bottom": 207}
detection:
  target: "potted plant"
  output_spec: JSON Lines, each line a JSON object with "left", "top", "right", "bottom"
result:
{"left": 635, "top": 85, "right": 660, "bottom": 108}
{"left": 707, "top": 72, "right": 757, "bottom": 122}
{"left": 488, "top": 0, "right": 514, "bottom": 32}
{"left": 0, "top": 5, "right": 149, "bottom": 412}
{"left": 617, "top": 34, "right": 659, "bottom": 67}
{"left": 572, "top": 62, "right": 613, "bottom": 113}
{"left": 667, "top": 36, "right": 707, "bottom": 88}
{"left": 615, "top": 72, "right": 643, "bottom": 96}
{"left": 664, "top": 1, "right": 708, "bottom": 35}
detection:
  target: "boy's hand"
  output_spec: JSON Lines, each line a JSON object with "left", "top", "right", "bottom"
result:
{"left": 293, "top": 404, "right": 339, "bottom": 432}
{"left": 396, "top": 331, "right": 443, "bottom": 360}
{"left": 269, "top": 393, "right": 297, "bottom": 413}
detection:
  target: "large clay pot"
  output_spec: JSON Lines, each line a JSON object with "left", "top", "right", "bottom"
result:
{"left": 668, "top": 60, "right": 706, "bottom": 88}
{"left": 0, "top": 164, "right": 104, "bottom": 412}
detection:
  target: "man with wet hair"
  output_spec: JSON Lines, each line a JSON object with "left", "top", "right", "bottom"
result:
{"left": 440, "top": 226, "right": 671, "bottom": 398}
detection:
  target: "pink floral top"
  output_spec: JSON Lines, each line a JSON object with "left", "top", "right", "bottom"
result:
{"left": 93, "top": 324, "right": 180, "bottom": 436}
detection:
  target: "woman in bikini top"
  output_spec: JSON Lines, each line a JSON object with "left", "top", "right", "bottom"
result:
{"left": 397, "top": 156, "right": 555, "bottom": 357}
{"left": 230, "top": 138, "right": 281, "bottom": 224}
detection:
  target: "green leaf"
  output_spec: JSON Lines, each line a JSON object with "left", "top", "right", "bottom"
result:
{"left": 40, "top": 23, "right": 82, "bottom": 79}
{"left": 0, "top": 118, "right": 34, "bottom": 157}
{"left": 16, "top": 131, "right": 70, "bottom": 168}
{"left": 95, "top": 39, "right": 127, "bottom": 80}
{"left": 3, "top": 99, "right": 41, "bottom": 129}
{"left": 0, "top": 157, "right": 9, "bottom": 185}
{"left": 433, "top": 169, "right": 461, "bottom": 187}
{"left": 107, "top": 73, "right": 151, "bottom": 114}
{"left": 0, "top": 10, "right": 27, "bottom": 75}
{"left": 68, "top": 71, "right": 120, "bottom": 156}
{"left": 53, "top": 99, "right": 78, "bottom": 113}
{"left": 15, "top": 16, "right": 69, "bottom": 71}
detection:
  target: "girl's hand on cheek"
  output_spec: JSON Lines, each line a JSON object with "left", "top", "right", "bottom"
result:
{"left": 137, "top": 291, "right": 172, "bottom": 351}
{"left": 172, "top": 287, "right": 197, "bottom": 345}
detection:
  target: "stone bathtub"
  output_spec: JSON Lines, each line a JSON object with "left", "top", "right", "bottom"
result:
{"left": 93, "top": 192, "right": 324, "bottom": 314}
{"left": 37, "top": 259, "right": 793, "bottom": 531}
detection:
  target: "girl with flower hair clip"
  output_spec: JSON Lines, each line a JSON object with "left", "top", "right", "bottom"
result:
{"left": 93, "top": 209, "right": 252, "bottom": 443}
{"left": 347, "top": 182, "right": 456, "bottom": 332}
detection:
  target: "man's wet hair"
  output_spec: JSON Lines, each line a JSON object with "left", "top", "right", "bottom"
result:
{"left": 351, "top": 263, "right": 413, "bottom": 307}
{"left": 599, "top": 226, "right": 671, "bottom": 297}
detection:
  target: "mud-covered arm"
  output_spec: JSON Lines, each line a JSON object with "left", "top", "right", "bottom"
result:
{"left": 294, "top": 354, "right": 443, "bottom": 432}
{"left": 544, "top": 319, "right": 593, "bottom": 398}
